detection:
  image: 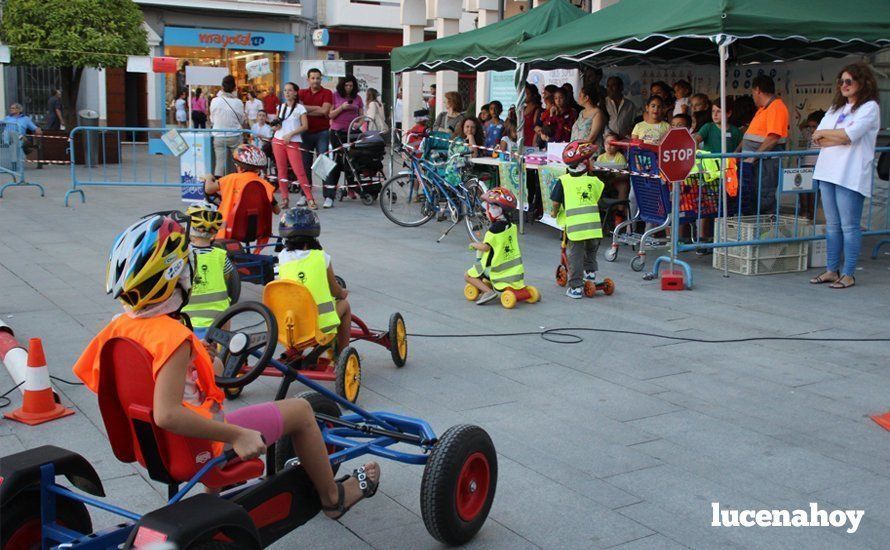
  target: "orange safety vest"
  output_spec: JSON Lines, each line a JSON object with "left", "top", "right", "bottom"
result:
{"left": 73, "top": 314, "right": 225, "bottom": 441}
{"left": 214, "top": 171, "right": 276, "bottom": 240}
{"left": 724, "top": 158, "right": 740, "bottom": 198}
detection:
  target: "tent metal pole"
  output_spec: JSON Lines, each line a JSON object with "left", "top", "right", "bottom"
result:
{"left": 718, "top": 41, "right": 729, "bottom": 278}
{"left": 390, "top": 71, "right": 397, "bottom": 177}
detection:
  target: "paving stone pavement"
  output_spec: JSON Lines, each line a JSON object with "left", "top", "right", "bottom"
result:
{"left": 2, "top": 163, "right": 890, "bottom": 549}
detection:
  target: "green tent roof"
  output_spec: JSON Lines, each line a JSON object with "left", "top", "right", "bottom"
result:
{"left": 391, "top": 0, "right": 586, "bottom": 73}
{"left": 515, "top": 0, "right": 890, "bottom": 68}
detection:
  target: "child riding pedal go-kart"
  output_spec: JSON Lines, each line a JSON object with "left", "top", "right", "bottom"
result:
{"left": 0, "top": 211, "right": 496, "bottom": 549}
{"left": 464, "top": 187, "right": 540, "bottom": 309}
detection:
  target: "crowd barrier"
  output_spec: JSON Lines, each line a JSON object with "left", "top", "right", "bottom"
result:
{"left": 649, "top": 146, "right": 890, "bottom": 288}
{"left": 0, "top": 122, "right": 45, "bottom": 198}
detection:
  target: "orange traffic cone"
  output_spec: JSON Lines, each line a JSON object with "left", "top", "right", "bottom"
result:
{"left": 4, "top": 338, "right": 75, "bottom": 425}
{"left": 871, "top": 413, "right": 890, "bottom": 431}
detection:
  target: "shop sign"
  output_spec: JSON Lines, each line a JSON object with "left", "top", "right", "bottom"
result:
{"left": 246, "top": 58, "right": 272, "bottom": 80}
{"left": 312, "top": 29, "right": 330, "bottom": 47}
{"left": 164, "top": 26, "right": 295, "bottom": 52}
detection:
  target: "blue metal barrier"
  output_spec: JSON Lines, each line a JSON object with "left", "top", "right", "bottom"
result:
{"left": 649, "top": 146, "right": 890, "bottom": 288}
{"left": 64, "top": 126, "right": 253, "bottom": 206}
{"left": 0, "top": 122, "right": 45, "bottom": 197}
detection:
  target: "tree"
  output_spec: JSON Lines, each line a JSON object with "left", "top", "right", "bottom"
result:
{"left": 1, "top": 0, "right": 148, "bottom": 128}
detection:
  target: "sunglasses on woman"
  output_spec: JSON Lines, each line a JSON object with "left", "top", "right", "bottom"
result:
{"left": 837, "top": 78, "right": 855, "bottom": 87}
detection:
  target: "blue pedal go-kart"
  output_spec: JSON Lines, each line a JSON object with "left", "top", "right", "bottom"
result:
{"left": 0, "top": 303, "right": 497, "bottom": 549}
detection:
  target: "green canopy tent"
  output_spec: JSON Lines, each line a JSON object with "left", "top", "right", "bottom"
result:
{"left": 389, "top": 0, "right": 587, "bottom": 231}
{"left": 512, "top": 0, "right": 890, "bottom": 272}
{"left": 514, "top": 0, "right": 890, "bottom": 68}
{"left": 390, "top": 0, "right": 587, "bottom": 73}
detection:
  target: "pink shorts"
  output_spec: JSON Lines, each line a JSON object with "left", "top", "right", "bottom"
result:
{"left": 225, "top": 402, "right": 284, "bottom": 445}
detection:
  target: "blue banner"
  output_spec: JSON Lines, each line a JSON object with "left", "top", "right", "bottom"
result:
{"left": 164, "top": 26, "right": 295, "bottom": 52}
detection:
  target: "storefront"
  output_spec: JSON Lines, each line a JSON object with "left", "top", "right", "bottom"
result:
{"left": 161, "top": 26, "right": 295, "bottom": 122}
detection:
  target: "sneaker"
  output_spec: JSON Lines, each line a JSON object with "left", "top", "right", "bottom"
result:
{"left": 583, "top": 271, "right": 597, "bottom": 282}
{"left": 566, "top": 287, "right": 583, "bottom": 299}
{"left": 296, "top": 195, "right": 307, "bottom": 207}
{"left": 323, "top": 198, "right": 334, "bottom": 209}
{"left": 475, "top": 290, "right": 499, "bottom": 305}
{"left": 695, "top": 247, "right": 712, "bottom": 256}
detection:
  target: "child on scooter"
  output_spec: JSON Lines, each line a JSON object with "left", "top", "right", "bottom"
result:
{"left": 465, "top": 187, "right": 525, "bottom": 305}
{"left": 550, "top": 140, "right": 605, "bottom": 299}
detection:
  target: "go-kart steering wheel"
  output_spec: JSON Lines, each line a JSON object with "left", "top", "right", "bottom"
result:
{"left": 206, "top": 302, "right": 278, "bottom": 388}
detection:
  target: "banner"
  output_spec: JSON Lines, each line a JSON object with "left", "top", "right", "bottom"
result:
{"left": 126, "top": 55, "right": 151, "bottom": 74}
{"left": 488, "top": 71, "right": 516, "bottom": 109}
{"left": 185, "top": 66, "right": 230, "bottom": 87}
{"left": 246, "top": 58, "right": 272, "bottom": 80}
{"left": 152, "top": 57, "right": 178, "bottom": 74}
{"left": 179, "top": 132, "right": 212, "bottom": 203}
{"left": 527, "top": 69, "right": 580, "bottom": 101}
{"left": 353, "top": 65, "right": 383, "bottom": 105}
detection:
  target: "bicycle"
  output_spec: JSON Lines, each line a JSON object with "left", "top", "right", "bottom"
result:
{"left": 379, "top": 138, "right": 489, "bottom": 243}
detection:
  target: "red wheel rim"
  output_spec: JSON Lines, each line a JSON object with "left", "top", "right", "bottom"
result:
{"left": 6, "top": 518, "right": 41, "bottom": 550}
{"left": 455, "top": 452, "right": 490, "bottom": 522}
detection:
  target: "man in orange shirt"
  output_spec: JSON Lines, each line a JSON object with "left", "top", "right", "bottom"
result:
{"left": 741, "top": 75, "right": 788, "bottom": 213}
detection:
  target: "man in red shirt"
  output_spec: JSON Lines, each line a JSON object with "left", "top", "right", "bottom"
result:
{"left": 262, "top": 89, "right": 280, "bottom": 117}
{"left": 298, "top": 68, "right": 333, "bottom": 206}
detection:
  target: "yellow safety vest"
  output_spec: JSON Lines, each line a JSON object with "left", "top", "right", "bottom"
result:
{"left": 466, "top": 223, "right": 524, "bottom": 291}
{"left": 557, "top": 173, "right": 604, "bottom": 241}
{"left": 279, "top": 250, "right": 340, "bottom": 334}
{"left": 183, "top": 248, "right": 231, "bottom": 328}
{"left": 694, "top": 150, "right": 721, "bottom": 182}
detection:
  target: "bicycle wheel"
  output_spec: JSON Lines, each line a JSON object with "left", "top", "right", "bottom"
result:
{"left": 462, "top": 178, "right": 490, "bottom": 243}
{"left": 380, "top": 173, "right": 436, "bottom": 227}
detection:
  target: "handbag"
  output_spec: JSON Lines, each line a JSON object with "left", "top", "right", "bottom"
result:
{"left": 311, "top": 151, "right": 337, "bottom": 180}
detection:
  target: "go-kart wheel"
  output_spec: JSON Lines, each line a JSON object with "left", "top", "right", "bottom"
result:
{"left": 630, "top": 255, "right": 645, "bottom": 272}
{"left": 420, "top": 424, "right": 497, "bottom": 546}
{"left": 335, "top": 346, "right": 361, "bottom": 403}
{"left": 187, "top": 542, "right": 241, "bottom": 549}
{"left": 335, "top": 275, "right": 347, "bottom": 289}
{"left": 208, "top": 302, "right": 278, "bottom": 389}
{"left": 526, "top": 285, "right": 540, "bottom": 304}
{"left": 555, "top": 264, "right": 567, "bottom": 287}
{"left": 2, "top": 488, "right": 92, "bottom": 550}
{"left": 227, "top": 266, "right": 241, "bottom": 304}
{"left": 500, "top": 291, "right": 517, "bottom": 309}
{"left": 275, "top": 391, "right": 342, "bottom": 475}
{"left": 224, "top": 384, "right": 244, "bottom": 400}
{"left": 583, "top": 280, "right": 597, "bottom": 298}
{"left": 388, "top": 312, "right": 408, "bottom": 368}
{"left": 602, "top": 278, "right": 616, "bottom": 296}
{"left": 604, "top": 246, "right": 618, "bottom": 262}
{"left": 464, "top": 284, "right": 479, "bottom": 302}
{"left": 360, "top": 193, "right": 375, "bottom": 206}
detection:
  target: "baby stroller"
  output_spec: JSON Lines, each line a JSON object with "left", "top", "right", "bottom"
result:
{"left": 331, "top": 116, "right": 388, "bottom": 205}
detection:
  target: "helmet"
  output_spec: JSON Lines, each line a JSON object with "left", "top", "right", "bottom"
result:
{"left": 279, "top": 207, "right": 320, "bottom": 239}
{"left": 562, "top": 140, "right": 597, "bottom": 168}
{"left": 186, "top": 201, "right": 223, "bottom": 237}
{"left": 482, "top": 187, "right": 517, "bottom": 211}
{"left": 233, "top": 144, "right": 267, "bottom": 170}
{"left": 106, "top": 214, "right": 190, "bottom": 312}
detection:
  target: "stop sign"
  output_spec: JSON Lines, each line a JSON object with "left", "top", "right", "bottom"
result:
{"left": 658, "top": 128, "right": 697, "bottom": 182}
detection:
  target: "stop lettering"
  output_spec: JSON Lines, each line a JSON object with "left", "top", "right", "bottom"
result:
{"left": 658, "top": 128, "right": 697, "bottom": 182}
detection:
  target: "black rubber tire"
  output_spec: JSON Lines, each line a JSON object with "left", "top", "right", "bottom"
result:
{"left": 1, "top": 488, "right": 92, "bottom": 549}
{"left": 388, "top": 312, "right": 407, "bottom": 368}
{"left": 335, "top": 275, "right": 347, "bottom": 290}
{"left": 420, "top": 424, "right": 497, "bottom": 546}
{"left": 334, "top": 346, "right": 361, "bottom": 403}
{"left": 223, "top": 385, "right": 243, "bottom": 400}
{"left": 227, "top": 267, "right": 241, "bottom": 304}
{"left": 274, "top": 391, "right": 342, "bottom": 475}
{"left": 630, "top": 255, "right": 645, "bottom": 272}
{"left": 187, "top": 541, "right": 243, "bottom": 550}
{"left": 379, "top": 174, "right": 435, "bottom": 228}
{"left": 360, "top": 193, "right": 375, "bottom": 206}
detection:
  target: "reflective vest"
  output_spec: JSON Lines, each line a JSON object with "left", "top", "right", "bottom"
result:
{"left": 279, "top": 250, "right": 340, "bottom": 334}
{"left": 466, "top": 223, "right": 525, "bottom": 291}
{"left": 692, "top": 151, "right": 721, "bottom": 182}
{"left": 182, "top": 248, "right": 230, "bottom": 328}
{"left": 557, "top": 173, "right": 604, "bottom": 241}
{"left": 72, "top": 314, "right": 225, "bottom": 456}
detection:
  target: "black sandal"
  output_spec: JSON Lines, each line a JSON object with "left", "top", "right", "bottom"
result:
{"left": 829, "top": 276, "right": 855, "bottom": 289}
{"left": 809, "top": 271, "right": 839, "bottom": 285}
{"left": 321, "top": 466, "right": 379, "bottom": 520}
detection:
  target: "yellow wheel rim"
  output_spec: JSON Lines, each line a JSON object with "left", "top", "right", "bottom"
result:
{"left": 345, "top": 354, "right": 360, "bottom": 400}
{"left": 464, "top": 284, "right": 479, "bottom": 301}
{"left": 501, "top": 291, "right": 516, "bottom": 309}
{"left": 396, "top": 319, "right": 407, "bottom": 360}
{"left": 527, "top": 286, "right": 540, "bottom": 303}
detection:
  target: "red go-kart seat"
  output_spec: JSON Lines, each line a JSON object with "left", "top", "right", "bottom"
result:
{"left": 226, "top": 180, "right": 273, "bottom": 245}
{"left": 97, "top": 337, "right": 264, "bottom": 491}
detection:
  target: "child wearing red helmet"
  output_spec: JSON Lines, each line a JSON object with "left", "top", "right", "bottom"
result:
{"left": 550, "top": 140, "right": 605, "bottom": 299}
{"left": 465, "top": 187, "right": 526, "bottom": 305}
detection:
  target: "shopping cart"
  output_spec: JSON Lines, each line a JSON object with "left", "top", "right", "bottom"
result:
{"left": 604, "top": 145, "right": 755, "bottom": 273}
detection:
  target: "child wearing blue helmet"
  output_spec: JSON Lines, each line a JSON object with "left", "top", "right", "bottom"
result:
{"left": 277, "top": 207, "right": 352, "bottom": 352}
